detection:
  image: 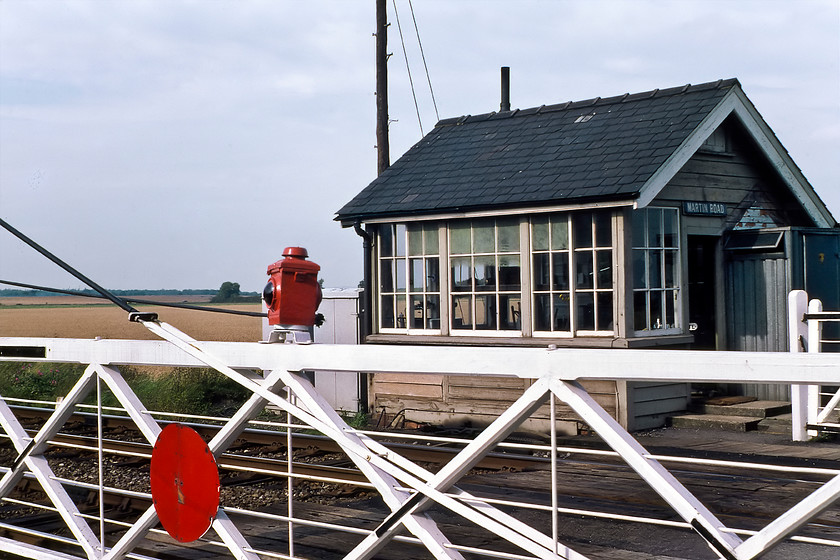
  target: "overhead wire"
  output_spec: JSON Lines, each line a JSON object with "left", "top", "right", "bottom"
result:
{"left": 0, "top": 217, "right": 265, "bottom": 320}
{"left": 407, "top": 0, "right": 439, "bottom": 122}
{"left": 0, "top": 279, "right": 266, "bottom": 318}
{"left": 391, "top": 0, "right": 424, "bottom": 135}
{"left": 0, "top": 217, "right": 151, "bottom": 319}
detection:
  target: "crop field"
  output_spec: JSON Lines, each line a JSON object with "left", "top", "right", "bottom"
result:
{"left": 0, "top": 297, "right": 263, "bottom": 342}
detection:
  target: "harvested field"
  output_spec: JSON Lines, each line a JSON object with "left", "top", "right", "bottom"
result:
{"left": 0, "top": 294, "right": 214, "bottom": 306}
{"left": 0, "top": 298, "right": 262, "bottom": 342}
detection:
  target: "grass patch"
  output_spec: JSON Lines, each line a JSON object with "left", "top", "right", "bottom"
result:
{"left": 0, "top": 362, "right": 251, "bottom": 416}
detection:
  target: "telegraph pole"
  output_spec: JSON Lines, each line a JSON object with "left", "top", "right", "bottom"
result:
{"left": 375, "top": 0, "right": 390, "bottom": 175}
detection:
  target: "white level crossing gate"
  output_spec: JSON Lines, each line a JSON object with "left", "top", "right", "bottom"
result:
{"left": 1, "top": 318, "right": 839, "bottom": 560}
{"left": 790, "top": 290, "right": 840, "bottom": 440}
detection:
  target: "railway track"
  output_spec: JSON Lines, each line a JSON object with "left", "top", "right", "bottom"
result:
{"left": 2, "top": 404, "right": 839, "bottom": 559}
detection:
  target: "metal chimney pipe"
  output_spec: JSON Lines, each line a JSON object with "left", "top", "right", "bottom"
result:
{"left": 500, "top": 66, "right": 511, "bottom": 112}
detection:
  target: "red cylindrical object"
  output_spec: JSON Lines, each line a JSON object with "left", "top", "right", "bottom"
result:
{"left": 264, "top": 247, "right": 321, "bottom": 326}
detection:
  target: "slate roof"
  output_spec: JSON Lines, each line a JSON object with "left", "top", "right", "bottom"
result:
{"left": 337, "top": 78, "right": 742, "bottom": 224}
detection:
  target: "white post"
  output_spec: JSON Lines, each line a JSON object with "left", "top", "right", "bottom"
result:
{"left": 789, "top": 290, "right": 809, "bottom": 441}
{"left": 807, "top": 298, "right": 823, "bottom": 439}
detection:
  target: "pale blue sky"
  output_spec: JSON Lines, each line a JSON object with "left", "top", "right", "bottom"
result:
{"left": 1, "top": 0, "right": 838, "bottom": 292}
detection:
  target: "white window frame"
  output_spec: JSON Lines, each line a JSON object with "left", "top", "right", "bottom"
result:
{"left": 373, "top": 211, "right": 619, "bottom": 339}
{"left": 377, "top": 223, "right": 442, "bottom": 334}
{"left": 448, "top": 217, "right": 524, "bottom": 337}
{"left": 632, "top": 207, "right": 682, "bottom": 336}
{"left": 531, "top": 211, "right": 616, "bottom": 337}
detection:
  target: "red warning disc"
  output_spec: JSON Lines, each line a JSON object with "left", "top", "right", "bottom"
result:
{"left": 150, "top": 423, "right": 220, "bottom": 542}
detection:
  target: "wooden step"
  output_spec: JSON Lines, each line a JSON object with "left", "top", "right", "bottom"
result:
{"left": 671, "top": 414, "right": 761, "bottom": 432}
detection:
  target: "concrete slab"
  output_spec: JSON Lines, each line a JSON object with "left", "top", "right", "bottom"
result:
{"left": 671, "top": 414, "right": 761, "bottom": 432}
{"left": 757, "top": 413, "right": 792, "bottom": 434}
{"left": 703, "top": 400, "right": 791, "bottom": 418}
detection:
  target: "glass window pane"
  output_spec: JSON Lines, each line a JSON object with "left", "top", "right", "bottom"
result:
{"left": 632, "top": 211, "right": 646, "bottom": 248}
{"left": 409, "top": 258, "right": 424, "bottom": 292}
{"left": 473, "top": 221, "right": 495, "bottom": 253}
{"left": 552, "top": 252, "right": 570, "bottom": 291}
{"left": 381, "top": 295, "right": 395, "bottom": 329}
{"left": 634, "top": 291, "right": 648, "bottom": 331}
{"left": 532, "top": 217, "right": 549, "bottom": 251}
{"left": 395, "top": 258, "right": 406, "bottom": 291}
{"left": 650, "top": 291, "right": 663, "bottom": 329}
{"left": 474, "top": 295, "right": 497, "bottom": 330}
{"left": 498, "top": 255, "right": 520, "bottom": 291}
{"left": 551, "top": 215, "right": 569, "bottom": 250}
{"left": 647, "top": 209, "right": 662, "bottom": 248}
{"left": 533, "top": 253, "right": 550, "bottom": 291}
{"left": 649, "top": 250, "right": 662, "bottom": 289}
{"left": 424, "top": 224, "right": 439, "bottom": 255}
{"left": 499, "top": 295, "right": 521, "bottom": 330}
{"left": 407, "top": 224, "right": 422, "bottom": 255}
{"left": 426, "top": 296, "right": 440, "bottom": 329}
{"left": 573, "top": 212, "right": 593, "bottom": 249}
{"left": 553, "top": 294, "right": 571, "bottom": 331}
{"left": 474, "top": 256, "right": 496, "bottom": 291}
{"left": 597, "top": 292, "right": 614, "bottom": 332}
{"left": 395, "top": 295, "right": 407, "bottom": 328}
{"left": 380, "top": 260, "right": 394, "bottom": 293}
{"left": 664, "top": 249, "right": 677, "bottom": 288}
{"left": 497, "top": 218, "right": 520, "bottom": 252}
{"left": 663, "top": 210, "right": 678, "bottom": 248}
{"left": 425, "top": 258, "right": 440, "bottom": 292}
{"left": 451, "top": 257, "right": 471, "bottom": 292}
{"left": 395, "top": 224, "right": 406, "bottom": 256}
{"left": 380, "top": 225, "right": 394, "bottom": 257}
{"left": 632, "top": 249, "right": 646, "bottom": 289}
{"left": 452, "top": 295, "right": 472, "bottom": 329}
{"left": 576, "top": 292, "right": 595, "bottom": 331}
{"left": 450, "top": 222, "right": 471, "bottom": 254}
{"left": 594, "top": 211, "right": 611, "bottom": 247}
{"left": 575, "top": 251, "right": 594, "bottom": 289}
{"left": 410, "top": 295, "right": 424, "bottom": 328}
{"left": 596, "top": 250, "right": 612, "bottom": 289}
{"left": 534, "top": 294, "right": 551, "bottom": 331}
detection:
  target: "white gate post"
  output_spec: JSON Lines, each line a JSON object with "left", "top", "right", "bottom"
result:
{"left": 789, "top": 290, "right": 809, "bottom": 441}
{"left": 806, "top": 298, "right": 823, "bottom": 439}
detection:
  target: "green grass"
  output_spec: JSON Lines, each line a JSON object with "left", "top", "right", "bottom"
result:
{"left": 0, "top": 362, "right": 251, "bottom": 416}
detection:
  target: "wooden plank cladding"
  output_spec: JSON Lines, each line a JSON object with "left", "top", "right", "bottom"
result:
{"left": 371, "top": 373, "right": 618, "bottom": 434}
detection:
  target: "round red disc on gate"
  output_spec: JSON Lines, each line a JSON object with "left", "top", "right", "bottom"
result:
{"left": 150, "top": 423, "right": 220, "bottom": 542}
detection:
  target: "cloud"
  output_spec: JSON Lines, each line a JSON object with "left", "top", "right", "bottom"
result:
{"left": 1, "top": 0, "right": 837, "bottom": 292}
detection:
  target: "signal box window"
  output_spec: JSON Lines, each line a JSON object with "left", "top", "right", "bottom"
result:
{"left": 450, "top": 218, "right": 522, "bottom": 332}
{"left": 632, "top": 208, "right": 681, "bottom": 333}
{"left": 378, "top": 223, "right": 441, "bottom": 331}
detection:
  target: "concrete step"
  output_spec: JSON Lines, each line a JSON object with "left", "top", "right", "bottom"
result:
{"left": 703, "top": 400, "right": 791, "bottom": 419}
{"left": 671, "top": 414, "right": 761, "bottom": 432}
{"left": 757, "top": 413, "right": 792, "bottom": 434}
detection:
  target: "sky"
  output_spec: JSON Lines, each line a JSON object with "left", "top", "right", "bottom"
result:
{"left": 1, "top": 0, "right": 838, "bottom": 293}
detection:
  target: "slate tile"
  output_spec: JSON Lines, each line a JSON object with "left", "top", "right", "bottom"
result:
{"left": 337, "top": 79, "right": 738, "bottom": 221}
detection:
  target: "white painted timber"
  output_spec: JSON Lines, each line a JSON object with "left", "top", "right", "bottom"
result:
{"left": 2, "top": 336, "right": 838, "bottom": 384}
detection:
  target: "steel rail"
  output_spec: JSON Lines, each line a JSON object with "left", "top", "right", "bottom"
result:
{"left": 7, "top": 403, "right": 840, "bottom": 479}
{"left": 6, "top": 456, "right": 838, "bottom": 557}
{"left": 4, "top": 429, "right": 374, "bottom": 486}
{"left": 4, "top": 425, "right": 839, "bottom": 558}
{"left": 3, "top": 339, "right": 839, "bottom": 559}
{"left": 5, "top": 404, "right": 551, "bottom": 473}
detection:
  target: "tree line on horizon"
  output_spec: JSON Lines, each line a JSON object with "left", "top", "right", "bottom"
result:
{"left": 0, "top": 284, "right": 259, "bottom": 301}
